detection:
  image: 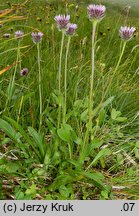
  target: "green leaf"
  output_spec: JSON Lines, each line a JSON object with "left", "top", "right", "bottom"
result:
{"left": 73, "top": 137, "right": 83, "bottom": 145}
{"left": 135, "top": 141, "right": 139, "bottom": 148}
{"left": 57, "top": 124, "right": 72, "bottom": 142}
{"left": 65, "top": 110, "right": 74, "bottom": 121}
{"left": 4, "top": 117, "right": 41, "bottom": 161}
{"left": 111, "top": 108, "right": 121, "bottom": 120}
{"left": 102, "top": 96, "right": 115, "bottom": 107}
{"left": 15, "top": 190, "right": 25, "bottom": 200}
{"left": 117, "top": 132, "right": 124, "bottom": 138}
{"left": 32, "top": 167, "right": 45, "bottom": 176}
{"left": 25, "top": 184, "right": 37, "bottom": 196}
{"left": 49, "top": 174, "right": 73, "bottom": 191}
{"left": 115, "top": 117, "right": 127, "bottom": 122}
{"left": 80, "top": 97, "right": 115, "bottom": 122}
{"left": 45, "top": 194, "right": 53, "bottom": 200}
{"left": 28, "top": 127, "right": 46, "bottom": 160}
{"left": 59, "top": 185, "right": 70, "bottom": 198}
{"left": 91, "top": 96, "right": 115, "bottom": 119}
{"left": 92, "top": 148, "right": 111, "bottom": 166}
{"left": 83, "top": 171, "right": 105, "bottom": 189}
{"left": 80, "top": 109, "right": 88, "bottom": 122}
{"left": 44, "top": 153, "right": 51, "bottom": 169}
{"left": 46, "top": 119, "right": 56, "bottom": 135}
{"left": 67, "top": 159, "right": 82, "bottom": 169}
{"left": 6, "top": 162, "right": 20, "bottom": 173}
{"left": 98, "top": 109, "right": 105, "bottom": 126}
{"left": 1, "top": 138, "right": 11, "bottom": 146}
{"left": 117, "top": 153, "right": 124, "bottom": 165}
{"left": 134, "top": 148, "right": 139, "bottom": 160}
{"left": 91, "top": 138, "right": 104, "bottom": 149}
{"left": 80, "top": 139, "right": 103, "bottom": 162}
{"left": 101, "top": 190, "right": 109, "bottom": 199}
{"left": 73, "top": 99, "right": 83, "bottom": 110}
{"left": 0, "top": 118, "right": 22, "bottom": 144}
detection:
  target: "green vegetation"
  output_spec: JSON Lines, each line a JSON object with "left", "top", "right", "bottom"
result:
{"left": 0, "top": 0, "right": 139, "bottom": 200}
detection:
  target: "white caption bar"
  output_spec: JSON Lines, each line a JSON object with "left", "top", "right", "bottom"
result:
{"left": 0, "top": 201, "right": 138, "bottom": 216}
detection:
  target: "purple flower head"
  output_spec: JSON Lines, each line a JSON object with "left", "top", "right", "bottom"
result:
{"left": 66, "top": 23, "right": 77, "bottom": 36}
{"left": 20, "top": 68, "right": 28, "bottom": 76}
{"left": 15, "top": 30, "right": 24, "bottom": 39}
{"left": 54, "top": 14, "right": 70, "bottom": 30}
{"left": 31, "top": 32, "right": 43, "bottom": 44}
{"left": 119, "top": 26, "right": 136, "bottom": 41}
{"left": 87, "top": 4, "right": 106, "bottom": 22}
{"left": 3, "top": 33, "right": 10, "bottom": 39}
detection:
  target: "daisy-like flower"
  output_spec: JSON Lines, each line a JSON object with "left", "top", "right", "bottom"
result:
{"left": 31, "top": 32, "right": 43, "bottom": 44}
{"left": 119, "top": 26, "right": 136, "bottom": 41}
{"left": 65, "top": 23, "right": 77, "bottom": 36}
{"left": 87, "top": 4, "right": 106, "bottom": 22}
{"left": 15, "top": 30, "right": 24, "bottom": 39}
{"left": 20, "top": 68, "right": 28, "bottom": 76}
{"left": 54, "top": 14, "right": 70, "bottom": 30}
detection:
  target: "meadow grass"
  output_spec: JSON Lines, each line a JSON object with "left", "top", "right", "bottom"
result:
{"left": 0, "top": 0, "right": 139, "bottom": 200}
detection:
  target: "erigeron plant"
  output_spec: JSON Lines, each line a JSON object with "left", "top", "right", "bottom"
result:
{"left": 54, "top": 14, "right": 70, "bottom": 127}
{"left": 63, "top": 23, "right": 77, "bottom": 124}
{"left": 83, "top": 5, "right": 106, "bottom": 154}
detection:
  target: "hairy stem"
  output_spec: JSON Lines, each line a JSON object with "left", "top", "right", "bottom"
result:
{"left": 82, "top": 21, "right": 97, "bottom": 157}
{"left": 37, "top": 43, "right": 42, "bottom": 130}
{"left": 63, "top": 36, "right": 71, "bottom": 124}
{"left": 58, "top": 30, "right": 65, "bottom": 128}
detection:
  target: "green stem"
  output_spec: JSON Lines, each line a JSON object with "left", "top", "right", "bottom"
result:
{"left": 37, "top": 43, "right": 42, "bottom": 130}
{"left": 102, "top": 41, "right": 127, "bottom": 101}
{"left": 63, "top": 36, "right": 71, "bottom": 124}
{"left": 18, "top": 43, "right": 22, "bottom": 71}
{"left": 115, "top": 41, "right": 126, "bottom": 72}
{"left": 14, "top": 41, "right": 20, "bottom": 79}
{"left": 17, "top": 95, "right": 24, "bottom": 124}
{"left": 85, "top": 41, "right": 127, "bottom": 170}
{"left": 11, "top": 40, "right": 21, "bottom": 99}
{"left": 58, "top": 30, "right": 65, "bottom": 128}
{"left": 68, "top": 143, "right": 72, "bottom": 159}
{"left": 82, "top": 21, "right": 97, "bottom": 156}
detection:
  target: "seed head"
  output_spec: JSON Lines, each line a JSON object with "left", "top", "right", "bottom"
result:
{"left": 20, "top": 68, "right": 28, "bottom": 76}
{"left": 87, "top": 4, "right": 106, "bottom": 22}
{"left": 15, "top": 30, "right": 24, "bottom": 39}
{"left": 54, "top": 14, "right": 70, "bottom": 30}
{"left": 65, "top": 23, "right": 77, "bottom": 36}
{"left": 119, "top": 26, "right": 136, "bottom": 41}
{"left": 31, "top": 32, "right": 43, "bottom": 44}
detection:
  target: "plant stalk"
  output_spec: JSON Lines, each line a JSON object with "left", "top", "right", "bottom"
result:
{"left": 58, "top": 30, "right": 65, "bottom": 128}
{"left": 82, "top": 21, "right": 97, "bottom": 154}
{"left": 63, "top": 36, "right": 71, "bottom": 124}
{"left": 37, "top": 43, "right": 42, "bottom": 130}
{"left": 102, "top": 41, "right": 127, "bottom": 101}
